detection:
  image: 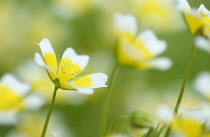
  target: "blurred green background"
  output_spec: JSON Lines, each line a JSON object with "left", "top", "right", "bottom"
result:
{"left": 0, "top": 0, "right": 210, "bottom": 137}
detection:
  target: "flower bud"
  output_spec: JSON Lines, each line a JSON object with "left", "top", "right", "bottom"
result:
{"left": 129, "top": 110, "right": 155, "bottom": 129}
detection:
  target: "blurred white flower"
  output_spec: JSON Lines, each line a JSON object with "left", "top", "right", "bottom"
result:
{"left": 114, "top": 13, "right": 172, "bottom": 70}
{"left": 181, "top": 108, "right": 210, "bottom": 125}
{"left": 53, "top": 0, "right": 104, "bottom": 18}
{"left": 156, "top": 104, "right": 173, "bottom": 123}
{"left": 195, "top": 36, "right": 210, "bottom": 53}
{"left": 194, "top": 72, "right": 210, "bottom": 99}
{"left": 173, "top": 107, "right": 210, "bottom": 137}
{"left": 0, "top": 74, "right": 30, "bottom": 125}
{"left": 132, "top": 0, "right": 184, "bottom": 32}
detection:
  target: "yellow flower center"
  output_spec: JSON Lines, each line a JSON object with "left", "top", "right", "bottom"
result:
{"left": 58, "top": 57, "right": 82, "bottom": 84}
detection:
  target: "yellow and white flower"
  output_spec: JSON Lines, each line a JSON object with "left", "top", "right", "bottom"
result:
{"left": 194, "top": 72, "right": 210, "bottom": 100}
{"left": 34, "top": 38, "right": 108, "bottom": 94}
{"left": 17, "top": 60, "right": 89, "bottom": 105}
{"left": 177, "top": 0, "right": 210, "bottom": 37}
{"left": 173, "top": 108, "right": 210, "bottom": 137}
{"left": 114, "top": 13, "right": 172, "bottom": 70}
{"left": 0, "top": 74, "right": 30, "bottom": 125}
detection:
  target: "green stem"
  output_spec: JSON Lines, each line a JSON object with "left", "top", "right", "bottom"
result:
{"left": 164, "top": 45, "right": 196, "bottom": 137}
{"left": 41, "top": 86, "right": 58, "bottom": 137}
{"left": 99, "top": 64, "right": 121, "bottom": 137}
{"left": 108, "top": 114, "right": 129, "bottom": 135}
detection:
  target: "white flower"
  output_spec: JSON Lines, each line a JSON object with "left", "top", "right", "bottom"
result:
{"left": 0, "top": 74, "right": 30, "bottom": 125}
{"left": 114, "top": 13, "right": 172, "bottom": 70}
{"left": 156, "top": 104, "right": 173, "bottom": 123}
{"left": 194, "top": 72, "right": 210, "bottom": 98}
{"left": 194, "top": 36, "right": 210, "bottom": 53}
{"left": 177, "top": 0, "right": 210, "bottom": 36}
{"left": 35, "top": 38, "right": 108, "bottom": 94}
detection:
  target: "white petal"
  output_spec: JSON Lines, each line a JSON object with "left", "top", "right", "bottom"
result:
{"left": 34, "top": 52, "right": 46, "bottom": 67}
{"left": 195, "top": 36, "right": 210, "bottom": 52}
{"left": 148, "top": 57, "right": 172, "bottom": 70}
{"left": 156, "top": 104, "right": 173, "bottom": 122}
{"left": 198, "top": 4, "right": 210, "bottom": 16}
{"left": 34, "top": 52, "right": 55, "bottom": 73}
{"left": 137, "top": 30, "right": 167, "bottom": 56}
{"left": 0, "top": 111, "right": 18, "bottom": 125}
{"left": 62, "top": 48, "right": 89, "bottom": 70}
{"left": 114, "top": 13, "right": 137, "bottom": 35}
{"left": 77, "top": 88, "right": 94, "bottom": 94}
{"left": 176, "top": 0, "right": 191, "bottom": 11}
{"left": 24, "top": 93, "right": 44, "bottom": 110}
{"left": 35, "top": 38, "right": 55, "bottom": 54}
{"left": 194, "top": 72, "right": 210, "bottom": 97}
{"left": 181, "top": 108, "right": 210, "bottom": 123}
{"left": 88, "top": 73, "right": 108, "bottom": 88}
{"left": 0, "top": 74, "right": 30, "bottom": 96}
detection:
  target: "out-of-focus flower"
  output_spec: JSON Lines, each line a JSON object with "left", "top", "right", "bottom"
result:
{"left": 156, "top": 104, "right": 173, "bottom": 123}
{"left": 6, "top": 112, "right": 71, "bottom": 137}
{"left": 173, "top": 108, "right": 210, "bottom": 137}
{"left": 194, "top": 72, "right": 210, "bottom": 100}
{"left": 0, "top": 74, "right": 30, "bottom": 125}
{"left": 132, "top": 0, "right": 184, "bottom": 33}
{"left": 177, "top": 0, "right": 210, "bottom": 37}
{"left": 35, "top": 38, "right": 108, "bottom": 94}
{"left": 114, "top": 13, "right": 172, "bottom": 70}
{"left": 194, "top": 36, "right": 210, "bottom": 53}
{"left": 17, "top": 60, "right": 89, "bottom": 105}
{"left": 53, "top": 0, "right": 103, "bottom": 18}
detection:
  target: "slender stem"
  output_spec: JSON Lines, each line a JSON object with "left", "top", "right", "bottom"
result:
{"left": 107, "top": 114, "right": 129, "bottom": 135}
{"left": 99, "top": 64, "right": 121, "bottom": 137}
{"left": 41, "top": 86, "right": 58, "bottom": 137}
{"left": 164, "top": 45, "right": 196, "bottom": 137}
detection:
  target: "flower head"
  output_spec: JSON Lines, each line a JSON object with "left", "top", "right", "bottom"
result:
{"left": 34, "top": 38, "right": 108, "bottom": 94}
{"left": 17, "top": 60, "right": 88, "bottom": 105}
{"left": 173, "top": 108, "right": 210, "bottom": 137}
{"left": 114, "top": 13, "right": 172, "bottom": 70}
{"left": 0, "top": 73, "right": 31, "bottom": 125}
{"left": 177, "top": 0, "right": 210, "bottom": 37}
